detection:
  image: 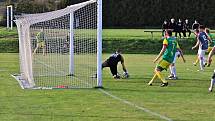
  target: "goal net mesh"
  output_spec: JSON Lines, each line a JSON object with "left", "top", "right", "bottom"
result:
{"left": 14, "top": 0, "right": 99, "bottom": 89}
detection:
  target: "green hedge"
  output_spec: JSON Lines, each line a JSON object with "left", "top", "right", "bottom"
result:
{"left": 103, "top": 38, "right": 197, "bottom": 54}
{"left": 0, "top": 38, "right": 19, "bottom": 53}
{"left": 0, "top": 38, "right": 197, "bottom": 54}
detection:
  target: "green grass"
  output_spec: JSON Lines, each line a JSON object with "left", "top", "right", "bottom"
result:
{"left": 33, "top": 54, "right": 97, "bottom": 88}
{"left": 0, "top": 27, "right": 198, "bottom": 41}
{"left": 1, "top": 53, "right": 215, "bottom": 121}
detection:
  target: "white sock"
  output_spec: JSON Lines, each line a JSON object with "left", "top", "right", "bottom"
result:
{"left": 169, "top": 66, "right": 173, "bottom": 75}
{"left": 210, "top": 79, "right": 215, "bottom": 89}
{"left": 172, "top": 66, "right": 176, "bottom": 77}
{"left": 199, "top": 58, "right": 204, "bottom": 70}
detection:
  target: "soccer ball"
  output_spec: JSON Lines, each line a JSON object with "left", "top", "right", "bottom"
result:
{"left": 122, "top": 72, "right": 129, "bottom": 79}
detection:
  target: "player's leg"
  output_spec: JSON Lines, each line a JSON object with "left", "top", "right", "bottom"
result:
{"left": 169, "top": 63, "right": 177, "bottom": 79}
{"left": 209, "top": 70, "right": 215, "bottom": 92}
{"left": 155, "top": 68, "right": 168, "bottom": 87}
{"left": 171, "top": 63, "right": 177, "bottom": 79}
{"left": 198, "top": 49, "right": 205, "bottom": 71}
{"left": 188, "top": 30, "right": 191, "bottom": 37}
{"left": 207, "top": 47, "right": 215, "bottom": 67}
{"left": 91, "top": 61, "right": 109, "bottom": 78}
{"left": 193, "top": 54, "right": 199, "bottom": 66}
{"left": 33, "top": 43, "right": 40, "bottom": 55}
{"left": 42, "top": 42, "right": 46, "bottom": 56}
{"left": 179, "top": 31, "right": 182, "bottom": 38}
{"left": 170, "top": 51, "right": 180, "bottom": 79}
{"left": 102, "top": 61, "right": 109, "bottom": 69}
{"left": 168, "top": 64, "right": 174, "bottom": 78}
{"left": 175, "top": 31, "right": 178, "bottom": 37}
{"left": 110, "top": 65, "right": 120, "bottom": 79}
{"left": 182, "top": 30, "right": 186, "bottom": 38}
{"left": 148, "top": 59, "right": 169, "bottom": 86}
{"left": 148, "top": 73, "right": 157, "bottom": 86}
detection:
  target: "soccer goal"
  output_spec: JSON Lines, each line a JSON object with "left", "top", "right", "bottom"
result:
{"left": 13, "top": 0, "right": 102, "bottom": 89}
{"left": 7, "top": 5, "right": 13, "bottom": 30}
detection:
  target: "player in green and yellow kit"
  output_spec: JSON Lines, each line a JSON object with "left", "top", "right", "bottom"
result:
{"left": 207, "top": 28, "right": 215, "bottom": 67}
{"left": 148, "top": 30, "right": 179, "bottom": 87}
{"left": 33, "top": 29, "right": 46, "bottom": 56}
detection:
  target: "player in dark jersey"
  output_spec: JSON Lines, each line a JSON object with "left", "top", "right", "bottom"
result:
{"left": 192, "top": 25, "right": 211, "bottom": 71}
{"left": 102, "top": 49, "right": 129, "bottom": 79}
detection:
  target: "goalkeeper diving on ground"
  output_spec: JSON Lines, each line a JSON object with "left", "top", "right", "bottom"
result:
{"left": 102, "top": 49, "right": 129, "bottom": 79}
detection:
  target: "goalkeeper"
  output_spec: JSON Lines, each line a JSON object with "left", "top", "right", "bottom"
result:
{"left": 102, "top": 49, "right": 129, "bottom": 79}
{"left": 33, "top": 29, "right": 46, "bottom": 56}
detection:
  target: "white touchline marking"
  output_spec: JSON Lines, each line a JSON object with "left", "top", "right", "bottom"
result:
{"left": 99, "top": 89, "right": 173, "bottom": 121}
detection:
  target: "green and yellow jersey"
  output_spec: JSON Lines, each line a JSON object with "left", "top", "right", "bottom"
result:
{"left": 162, "top": 37, "right": 179, "bottom": 63}
{"left": 208, "top": 33, "right": 215, "bottom": 47}
{"left": 36, "top": 31, "right": 45, "bottom": 43}
{"left": 36, "top": 31, "right": 45, "bottom": 48}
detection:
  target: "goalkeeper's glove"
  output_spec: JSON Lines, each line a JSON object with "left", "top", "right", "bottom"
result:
{"left": 123, "top": 71, "right": 129, "bottom": 79}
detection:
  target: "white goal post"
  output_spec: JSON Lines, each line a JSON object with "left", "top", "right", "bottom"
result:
{"left": 13, "top": 0, "right": 102, "bottom": 89}
{"left": 7, "top": 5, "right": 13, "bottom": 30}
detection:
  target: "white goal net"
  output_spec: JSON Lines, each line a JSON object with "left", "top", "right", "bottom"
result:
{"left": 13, "top": 0, "right": 102, "bottom": 89}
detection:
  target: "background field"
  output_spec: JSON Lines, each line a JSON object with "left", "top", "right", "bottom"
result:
{"left": 0, "top": 27, "right": 199, "bottom": 54}
{"left": 1, "top": 53, "right": 215, "bottom": 121}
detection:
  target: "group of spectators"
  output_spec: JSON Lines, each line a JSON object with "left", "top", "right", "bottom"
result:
{"left": 162, "top": 18, "right": 200, "bottom": 38}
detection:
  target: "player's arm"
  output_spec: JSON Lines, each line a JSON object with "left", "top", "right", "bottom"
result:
{"left": 208, "top": 47, "right": 215, "bottom": 63}
{"left": 120, "top": 56, "right": 127, "bottom": 72}
{"left": 120, "top": 55, "right": 130, "bottom": 78}
{"left": 153, "top": 39, "right": 167, "bottom": 63}
{"left": 192, "top": 39, "right": 199, "bottom": 50}
{"left": 153, "top": 45, "right": 167, "bottom": 63}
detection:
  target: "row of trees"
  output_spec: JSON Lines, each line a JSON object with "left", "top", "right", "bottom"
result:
{"left": 3, "top": 0, "right": 215, "bottom": 28}
{"left": 102, "top": 0, "right": 215, "bottom": 28}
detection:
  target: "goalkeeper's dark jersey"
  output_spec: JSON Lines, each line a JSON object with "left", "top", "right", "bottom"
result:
{"left": 106, "top": 53, "right": 123, "bottom": 66}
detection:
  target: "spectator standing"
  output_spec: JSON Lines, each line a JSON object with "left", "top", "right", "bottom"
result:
{"left": 183, "top": 19, "right": 191, "bottom": 37}
{"left": 192, "top": 20, "right": 200, "bottom": 31}
{"left": 162, "top": 20, "right": 169, "bottom": 36}
{"left": 168, "top": 18, "right": 176, "bottom": 32}
{"left": 175, "top": 19, "right": 183, "bottom": 38}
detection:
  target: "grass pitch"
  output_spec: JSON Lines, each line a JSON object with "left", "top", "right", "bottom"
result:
{"left": 1, "top": 53, "right": 215, "bottom": 121}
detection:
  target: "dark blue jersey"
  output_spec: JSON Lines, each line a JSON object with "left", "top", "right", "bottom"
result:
{"left": 198, "top": 32, "right": 209, "bottom": 50}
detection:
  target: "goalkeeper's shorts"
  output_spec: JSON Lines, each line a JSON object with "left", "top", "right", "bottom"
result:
{"left": 157, "top": 59, "right": 170, "bottom": 71}
{"left": 37, "top": 41, "right": 45, "bottom": 48}
{"left": 102, "top": 61, "right": 117, "bottom": 76}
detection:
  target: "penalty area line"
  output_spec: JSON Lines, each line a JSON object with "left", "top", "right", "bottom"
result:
{"left": 99, "top": 89, "right": 173, "bottom": 121}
